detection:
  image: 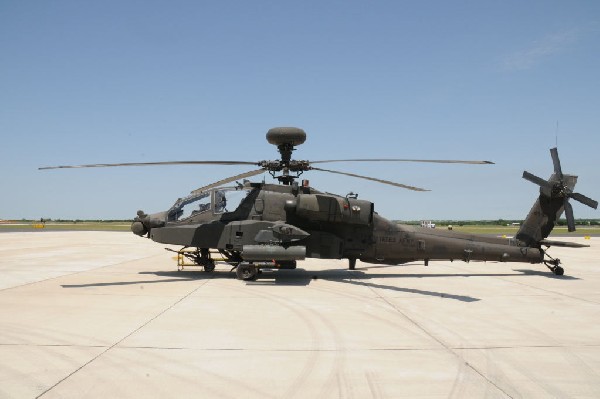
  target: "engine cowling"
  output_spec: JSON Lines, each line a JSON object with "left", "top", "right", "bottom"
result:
{"left": 293, "top": 194, "right": 373, "bottom": 225}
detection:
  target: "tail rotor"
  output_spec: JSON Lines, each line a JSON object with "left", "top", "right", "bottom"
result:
{"left": 522, "top": 147, "right": 598, "bottom": 232}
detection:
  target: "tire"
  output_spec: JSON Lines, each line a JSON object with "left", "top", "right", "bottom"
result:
{"left": 236, "top": 263, "right": 257, "bottom": 280}
{"left": 203, "top": 261, "right": 215, "bottom": 273}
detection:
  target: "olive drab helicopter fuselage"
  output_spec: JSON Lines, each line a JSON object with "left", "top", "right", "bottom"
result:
{"left": 41, "top": 127, "right": 598, "bottom": 280}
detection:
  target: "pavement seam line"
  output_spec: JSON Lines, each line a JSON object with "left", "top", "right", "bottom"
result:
{"left": 35, "top": 275, "right": 213, "bottom": 398}
{"left": 365, "top": 284, "right": 515, "bottom": 399}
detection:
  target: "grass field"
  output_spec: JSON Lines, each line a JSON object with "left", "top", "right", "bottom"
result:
{"left": 1, "top": 221, "right": 598, "bottom": 236}
{"left": 0, "top": 222, "right": 131, "bottom": 232}
{"left": 448, "top": 225, "right": 599, "bottom": 236}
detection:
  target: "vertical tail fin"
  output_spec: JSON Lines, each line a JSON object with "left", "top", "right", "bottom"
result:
{"left": 517, "top": 148, "right": 597, "bottom": 246}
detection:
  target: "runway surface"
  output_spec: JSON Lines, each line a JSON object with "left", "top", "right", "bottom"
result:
{"left": 1, "top": 232, "right": 599, "bottom": 398}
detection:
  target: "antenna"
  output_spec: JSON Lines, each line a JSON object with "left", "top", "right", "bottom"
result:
{"left": 555, "top": 121, "right": 559, "bottom": 147}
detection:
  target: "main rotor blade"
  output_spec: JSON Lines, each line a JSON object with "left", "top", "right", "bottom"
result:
{"left": 569, "top": 192, "right": 599, "bottom": 209}
{"left": 310, "top": 167, "right": 429, "bottom": 191}
{"left": 190, "top": 169, "right": 265, "bottom": 195}
{"left": 311, "top": 158, "right": 494, "bottom": 165}
{"left": 550, "top": 147, "right": 563, "bottom": 177}
{"left": 39, "top": 160, "right": 258, "bottom": 170}
{"left": 564, "top": 199, "right": 576, "bottom": 232}
{"left": 522, "top": 171, "right": 553, "bottom": 190}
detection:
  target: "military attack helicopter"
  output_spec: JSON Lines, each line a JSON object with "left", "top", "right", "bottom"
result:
{"left": 40, "top": 127, "right": 597, "bottom": 280}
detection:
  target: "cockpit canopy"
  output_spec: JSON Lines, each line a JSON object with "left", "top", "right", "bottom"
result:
{"left": 167, "top": 186, "right": 251, "bottom": 222}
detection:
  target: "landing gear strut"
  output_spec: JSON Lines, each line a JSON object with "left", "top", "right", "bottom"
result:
{"left": 348, "top": 258, "right": 356, "bottom": 270}
{"left": 198, "top": 248, "right": 215, "bottom": 272}
{"left": 168, "top": 247, "right": 217, "bottom": 272}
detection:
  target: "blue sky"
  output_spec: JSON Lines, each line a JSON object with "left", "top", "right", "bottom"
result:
{"left": 1, "top": 1, "right": 599, "bottom": 220}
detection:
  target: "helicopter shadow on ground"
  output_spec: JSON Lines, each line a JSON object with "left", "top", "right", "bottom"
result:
{"left": 511, "top": 269, "right": 579, "bottom": 280}
{"left": 362, "top": 263, "right": 580, "bottom": 283}
{"left": 249, "top": 263, "right": 580, "bottom": 303}
{"left": 359, "top": 262, "right": 580, "bottom": 281}
{"left": 61, "top": 266, "right": 577, "bottom": 303}
{"left": 251, "top": 268, "right": 480, "bottom": 302}
{"left": 59, "top": 268, "right": 478, "bottom": 302}
{"left": 60, "top": 270, "right": 226, "bottom": 289}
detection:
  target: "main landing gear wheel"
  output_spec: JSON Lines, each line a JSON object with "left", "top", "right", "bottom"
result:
{"left": 236, "top": 263, "right": 258, "bottom": 281}
{"left": 203, "top": 261, "right": 215, "bottom": 273}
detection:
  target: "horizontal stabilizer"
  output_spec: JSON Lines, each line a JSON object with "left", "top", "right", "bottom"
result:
{"left": 539, "top": 239, "right": 590, "bottom": 248}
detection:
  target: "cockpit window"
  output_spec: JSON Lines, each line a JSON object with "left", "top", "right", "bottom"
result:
{"left": 167, "top": 187, "right": 251, "bottom": 221}
{"left": 168, "top": 192, "right": 211, "bottom": 221}
{"left": 214, "top": 188, "right": 250, "bottom": 214}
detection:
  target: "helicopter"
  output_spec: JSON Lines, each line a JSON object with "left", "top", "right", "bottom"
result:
{"left": 40, "top": 127, "right": 598, "bottom": 280}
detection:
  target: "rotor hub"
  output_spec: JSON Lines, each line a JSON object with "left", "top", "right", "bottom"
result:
{"left": 551, "top": 182, "right": 567, "bottom": 197}
{"left": 264, "top": 127, "right": 308, "bottom": 184}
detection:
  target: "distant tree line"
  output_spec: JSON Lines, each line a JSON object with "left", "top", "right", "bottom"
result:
{"left": 395, "top": 219, "right": 600, "bottom": 226}
{"left": 18, "top": 219, "right": 133, "bottom": 223}
{"left": 12, "top": 218, "right": 600, "bottom": 226}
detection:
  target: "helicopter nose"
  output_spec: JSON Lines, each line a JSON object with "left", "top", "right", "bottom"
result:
{"left": 132, "top": 210, "right": 149, "bottom": 236}
{"left": 132, "top": 210, "right": 166, "bottom": 237}
{"left": 131, "top": 221, "right": 148, "bottom": 236}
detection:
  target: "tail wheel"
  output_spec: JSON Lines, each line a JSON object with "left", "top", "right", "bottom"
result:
{"left": 544, "top": 256, "right": 565, "bottom": 276}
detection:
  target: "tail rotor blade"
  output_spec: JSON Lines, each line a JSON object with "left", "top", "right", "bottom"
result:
{"left": 569, "top": 192, "right": 599, "bottom": 210}
{"left": 564, "top": 199, "right": 576, "bottom": 232}
{"left": 522, "top": 171, "right": 553, "bottom": 189}
{"left": 550, "top": 147, "right": 563, "bottom": 177}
